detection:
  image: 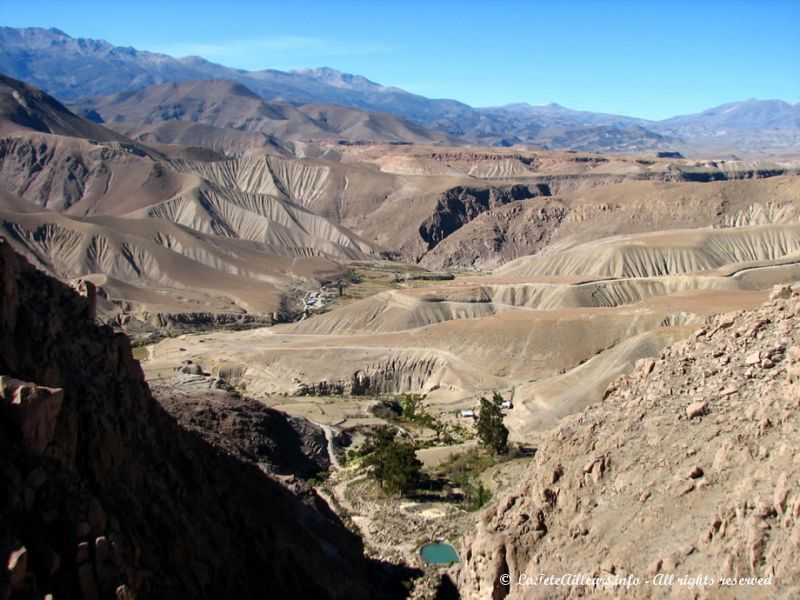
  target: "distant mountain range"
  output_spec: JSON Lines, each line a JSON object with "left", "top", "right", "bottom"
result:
{"left": 1, "top": 27, "right": 798, "bottom": 152}
{"left": 68, "top": 79, "right": 452, "bottom": 150}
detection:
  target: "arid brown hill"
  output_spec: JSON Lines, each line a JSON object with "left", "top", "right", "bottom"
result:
{"left": 456, "top": 287, "right": 800, "bottom": 598}
{"left": 69, "top": 79, "right": 454, "bottom": 148}
{"left": 0, "top": 75, "right": 375, "bottom": 326}
{"left": 0, "top": 75, "right": 130, "bottom": 143}
{"left": 0, "top": 237, "right": 369, "bottom": 599}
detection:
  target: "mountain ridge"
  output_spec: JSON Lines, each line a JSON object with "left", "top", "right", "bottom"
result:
{"left": 67, "top": 78, "right": 453, "bottom": 147}
{"left": 3, "top": 27, "right": 798, "bottom": 152}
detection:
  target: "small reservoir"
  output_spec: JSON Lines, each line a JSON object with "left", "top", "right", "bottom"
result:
{"left": 419, "top": 542, "right": 459, "bottom": 565}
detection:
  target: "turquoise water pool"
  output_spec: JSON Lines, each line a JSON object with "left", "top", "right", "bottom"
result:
{"left": 419, "top": 542, "right": 459, "bottom": 565}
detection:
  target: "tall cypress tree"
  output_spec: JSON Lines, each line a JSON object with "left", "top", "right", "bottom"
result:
{"left": 477, "top": 393, "right": 509, "bottom": 455}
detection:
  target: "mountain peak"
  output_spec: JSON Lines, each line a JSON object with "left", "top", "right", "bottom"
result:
{"left": 662, "top": 98, "right": 800, "bottom": 131}
{"left": 497, "top": 102, "right": 571, "bottom": 112}
{"left": 0, "top": 26, "right": 113, "bottom": 52}
{"left": 292, "top": 66, "right": 342, "bottom": 77}
{"left": 291, "top": 67, "right": 382, "bottom": 90}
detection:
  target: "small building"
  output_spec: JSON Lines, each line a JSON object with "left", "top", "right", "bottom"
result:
{"left": 458, "top": 409, "right": 475, "bottom": 418}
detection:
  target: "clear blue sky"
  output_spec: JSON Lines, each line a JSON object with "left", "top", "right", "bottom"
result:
{"left": 1, "top": 0, "right": 798, "bottom": 119}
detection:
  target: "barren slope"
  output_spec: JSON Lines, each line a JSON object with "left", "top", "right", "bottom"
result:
{"left": 0, "top": 74, "right": 129, "bottom": 143}
{"left": 3, "top": 77, "right": 800, "bottom": 352}
{"left": 0, "top": 79, "right": 381, "bottom": 324}
{"left": 498, "top": 224, "right": 800, "bottom": 278}
{"left": 457, "top": 290, "right": 800, "bottom": 599}
{"left": 144, "top": 220, "right": 800, "bottom": 439}
{"left": 0, "top": 208, "right": 348, "bottom": 321}
{"left": 171, "top": 142, "right": 800, "bottom": 266}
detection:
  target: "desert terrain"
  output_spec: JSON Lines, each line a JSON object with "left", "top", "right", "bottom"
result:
{"left": 1, "top": 27, "right": 799, "bottom": 599}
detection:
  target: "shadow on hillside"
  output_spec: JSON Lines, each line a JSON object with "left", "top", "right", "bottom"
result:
{"left": 435, "top": 574, "right": 460, "bottom": 600}
{"left": 367, "top": 557, "right": 423, "bottom": 599}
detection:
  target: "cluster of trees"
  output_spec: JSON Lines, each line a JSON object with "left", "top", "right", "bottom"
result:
{"left": 336, "top": 267, "right": 363, "bottom": 297}
{"left": 358, "top": 391, "right": 509, "bottom": 498}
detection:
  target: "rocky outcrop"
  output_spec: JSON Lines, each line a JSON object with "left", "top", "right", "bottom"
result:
{"left": 154, "top": 384, "right": 330, "bottom": 479}
{"left": 457, "top": 287, "right": 800, "bottom": 598}
{"left": 1, "top": 377, "right": 63, "bottom": 455}
{"left": 419, "top": 199, "right": 568, "bottom": 269}
{"left": 291, "top": 351, "right": 461, "bottom": 398}
{"left": 662, "top": 163, "right": 791, "bottom": 183}
{"left": 0, "top": 238, "right": 369, "bottom": 599}
{"left": 419, "top": 184, "right": 551, "bottom": 251}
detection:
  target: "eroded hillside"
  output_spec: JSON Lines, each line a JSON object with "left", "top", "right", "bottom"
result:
{"left": 2, "top": 76, "right": 799, "bottom": 337}
{"left": 144, "top": 218, "right": 800, "bottom": 446}
{"left": 0, "top": 79, "right": 381, "bottom": 327}
{"left": 457, "top": 289, "right": 800, "bottom": 599}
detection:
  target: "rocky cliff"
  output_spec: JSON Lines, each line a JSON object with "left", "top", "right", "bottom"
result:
{"left": 418, "top": 184, "right": 551, "bottom": 251}
{"left": 457, "top": 286, "right": 800, "bottom": 599}
{"left": 154, "top": 382, "right": 330, "bottom": 480}
{"left": 0, "top": 237, "right": 369, "bottom": 599}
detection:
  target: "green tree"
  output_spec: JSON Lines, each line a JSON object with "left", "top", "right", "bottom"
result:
{"left": 398, "top": 394, "right": 436, "bottom": 428}
{"left": 363, "top": 427, "right": 423, "bottom": 496}
{"left": 475, "top": 482, "right": 489, "bottom": 509}
{"left": 476, "top": 393, "right": 509, "bottom": 455}
{"left": 359, "top": 425, "right": 397, "bottom": 457}
{"left": 376, "top": 442, "right": 423, "bottom": 497}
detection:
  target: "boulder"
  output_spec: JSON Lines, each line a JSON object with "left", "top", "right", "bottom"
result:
{"left": 0, "top": 377, "right": 63, "bottom": 454}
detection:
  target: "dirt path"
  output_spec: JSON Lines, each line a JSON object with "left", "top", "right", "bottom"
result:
{"left": 317, "top": 422, "right": 342, "bottom": 470}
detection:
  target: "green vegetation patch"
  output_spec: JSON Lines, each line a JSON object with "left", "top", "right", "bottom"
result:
{"left": 358, "top": 426, "right": 423, "bottom": 497}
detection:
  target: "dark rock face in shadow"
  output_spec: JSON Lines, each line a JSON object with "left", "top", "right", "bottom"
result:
{"left": 0, "top": 237, "right": 370, "bottom": 599}
{"left": 419, "top": 184, "right": 551, "bottom": 251}
{"left": 366, "top": 558, "right": 424, "bottom": 600}
{"left": 155, "top": 385, "right": 330, "bottom": 480}
{"left": 434, "top": 574, "right": 460, "bottom": 600}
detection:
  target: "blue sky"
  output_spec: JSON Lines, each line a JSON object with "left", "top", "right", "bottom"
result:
{"left": 1, "top": 0, "right": 798, "bottom": 119}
